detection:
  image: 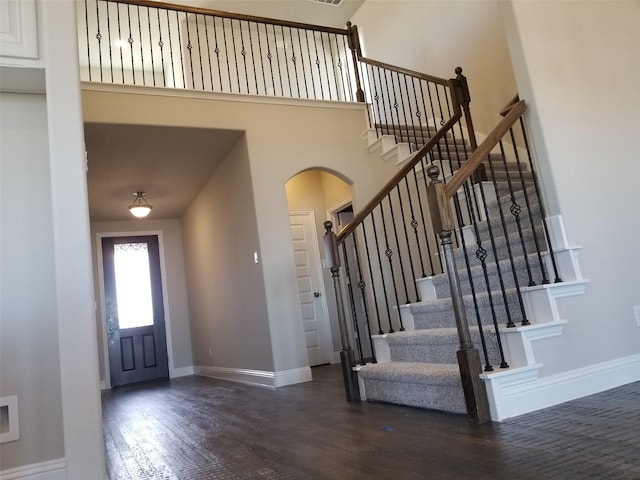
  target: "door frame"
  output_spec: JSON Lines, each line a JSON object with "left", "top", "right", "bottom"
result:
{"left": 95, "top": 230, "right": 175, "bottom": 389}
{"left": 288, "top": 210, "right": 334, "bottom": 366}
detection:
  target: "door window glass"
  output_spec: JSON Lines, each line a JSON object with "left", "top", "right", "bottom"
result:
{"left": 113, "top": 242, "right": 154, "bottom": 328}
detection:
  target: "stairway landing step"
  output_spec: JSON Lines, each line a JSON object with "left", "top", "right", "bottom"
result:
{"left": 358, "top": 362, "right": 466, "bottom": 414}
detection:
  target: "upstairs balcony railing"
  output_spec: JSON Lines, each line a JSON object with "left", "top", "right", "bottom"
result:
{"left": 78, "top": 0, "right": 358, "bottom": 101}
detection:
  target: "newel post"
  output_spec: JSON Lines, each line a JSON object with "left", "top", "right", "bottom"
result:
{"left": 346, "top": 22, "right": 365, "bottom": 103}
{"left": 323, "top": 221, "right": 361, "bottom": 402}
{"left": 426, "top": 166, "right": 491, "bottom": 424}
{"left": 453, "top": 67, "right": 485, "bottom": 183}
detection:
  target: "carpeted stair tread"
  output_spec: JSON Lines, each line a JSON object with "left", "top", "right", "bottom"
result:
{"left": 359, "top": 362, "right": 466, "bottom": 414}
{"left": 359, "top": 361, "right": 460, "bottom": 385}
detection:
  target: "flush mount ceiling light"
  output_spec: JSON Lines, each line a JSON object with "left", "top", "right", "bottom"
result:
{"left": 128, "top": 191, "right": 153, "bottom": 218}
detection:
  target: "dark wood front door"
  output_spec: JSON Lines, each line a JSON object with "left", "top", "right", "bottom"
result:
{"left": 102, "top": 235, "right": 169, "bottom": 387}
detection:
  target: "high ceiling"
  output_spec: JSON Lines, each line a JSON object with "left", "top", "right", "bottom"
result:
{"left": 84, "top": 0, "right": 364, "bottom": 222}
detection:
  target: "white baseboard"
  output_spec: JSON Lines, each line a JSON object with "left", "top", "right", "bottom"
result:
{"left": 195, "top": 365, "right": 311, "bottom": 388}
{"left": 483, "top": 353, "right": 640, "bottom": 421}
{"left": 0, "top": 459, "right": 66, "bottom": 480}
{"left": 170, "top": 365, "right": 194, "bottom": 378}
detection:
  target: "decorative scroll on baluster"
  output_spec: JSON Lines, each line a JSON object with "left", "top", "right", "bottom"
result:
{"left": 323, "top": 221, "right": 361, "bottom": 402}
{"left": 426, "top": 165, "right": 491, "bottom": 424}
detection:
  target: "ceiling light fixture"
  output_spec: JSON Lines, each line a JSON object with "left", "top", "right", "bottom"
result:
{"left": 128, "top": 191, "right": 152, "bottom": 218}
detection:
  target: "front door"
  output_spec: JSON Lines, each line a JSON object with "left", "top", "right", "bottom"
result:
{"left": 289, "top": 211, "right": 333, "bottom": 366}
{"left": 102, "top": 235, "right": 169, "bottom": 387}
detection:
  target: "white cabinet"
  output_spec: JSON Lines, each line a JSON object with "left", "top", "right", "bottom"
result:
{"left": 1, "top": 0, "right": 45, "bottom": 92}
{"left": 1, "top": 0, "right": 39, "bottom": 61}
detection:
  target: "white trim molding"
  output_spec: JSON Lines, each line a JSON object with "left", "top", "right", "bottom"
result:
{"left": 482, "top": 354, "right": 640, "bottom": 421}
{"left": 170, "top": 366, "right": 194, "bottom": 378}
{"left": 0, "top": 458, "right": 66, "bottom": 480}
{"left": 195, "top": 366, "right": 312, "bottom": 388}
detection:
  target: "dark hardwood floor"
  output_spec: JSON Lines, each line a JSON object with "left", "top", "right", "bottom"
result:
{"left": 102, "top": 364, "right": 640, "bottom": 479}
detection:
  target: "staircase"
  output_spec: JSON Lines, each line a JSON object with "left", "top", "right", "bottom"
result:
{"left": 351, "top": 116, "right": 588, "bottom": 421}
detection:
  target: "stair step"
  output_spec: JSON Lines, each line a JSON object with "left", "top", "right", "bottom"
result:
{"left": 454, "top": 226, "right": 546, "bottom": 268}
{"left": 359, "top": 362, "right": 466, "bottom": 414}
{"left": 433, "top": 252, "right": 545, "bottom": 298}
{"left": 387, "top": 328, "right": 501, "bottom": 365}
{"left": 411, "top": 287, "right": 525, "bottom": 329}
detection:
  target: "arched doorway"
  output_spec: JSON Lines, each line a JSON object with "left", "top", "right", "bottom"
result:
{"left": 285, "top": 169, "right": 352, "bottom": 366}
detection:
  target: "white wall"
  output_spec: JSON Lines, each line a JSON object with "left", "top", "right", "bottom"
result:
{"left": 499, "top": 1, "right": 640, "bottom": 374}
{"left": 351, "top": 0, "right": 517, "bottom": 136}
{"left": 0, "top": 93, "right": 65, "bottom": 471}
{"left": 91, "top": 219, "right": 194, "bottom": 384}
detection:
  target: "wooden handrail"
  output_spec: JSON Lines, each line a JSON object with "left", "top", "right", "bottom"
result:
{"left": 499, "top": 94, "right": 521, "bottom": 117}
{"left": 110, "top": 0, "right": 350, "bottom": 35}
{"left": 444, "top": 100, "right": 527, "bottom": 198}
{"left": 336, "top": 111, "right": 462, "bottom": 243}
{"left": 358, "top": 56, "right": 453, "bottom": 87}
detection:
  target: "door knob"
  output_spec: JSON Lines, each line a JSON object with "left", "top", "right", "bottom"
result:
{"left": 314, "top": 292, "right": 321, "bottom": 297}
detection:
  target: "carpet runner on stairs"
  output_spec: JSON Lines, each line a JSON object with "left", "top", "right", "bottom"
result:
{"left": 358, "top": 180, "right": 545, "bottom": 414}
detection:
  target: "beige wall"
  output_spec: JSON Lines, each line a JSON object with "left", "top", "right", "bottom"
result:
{"left": 0, "top": 93, "right": 65, "bottom": 470}
{"left": 499, "top": 1, "right": 640, "bottom": 374}
{"left": 82, "top": 87, "right": 388, "bottom": 374}
{"left": 182, "top": 135, "right": 275, "bottom": 371}
{"left": 351, "top": 0, "right": 517, "bottom": 136}
{"left": 91, "top": 219, "right": 194, "bottom": 383}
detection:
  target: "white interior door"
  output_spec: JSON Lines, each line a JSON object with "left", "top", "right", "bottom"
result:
{"left": 289, "top": 211, "right": 333, "bottom": 366}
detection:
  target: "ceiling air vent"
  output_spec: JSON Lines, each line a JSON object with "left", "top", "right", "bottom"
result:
{"left": 309, "top": 0, "right": 343, "bottom": 6}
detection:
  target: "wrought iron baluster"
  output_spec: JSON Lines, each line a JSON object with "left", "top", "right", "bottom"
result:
{"left": 302, "top": 30, "right": 316, "bottom": 99}
{"left": 221, "top": 18, "right": 232, "bottom": 92}
{"left": 202, "top": 15, "right": 214, "bottom": 91}
{"left": 247, "top": 22, "right": 259, "bottom": 95}
{"left": 211, "top": 17, "right": 223, "bottom": 90}
{"left": 295, "top": 29, "right": 309, "bottom": 99}
{"left": 361, "top": 220, "right": 384, "bottom": 336}
{"left": 125, "top": 4, "right": 136, "bottom": 85}
{"left": 351, "top": 229, "right": 375, "bottom": 362}
{"left": 410, "top": 158, "right": 434, "bottom": 277}
{"left": 393, "top": 186, "right": 417, "bottom": 304}
{"left": 370, "top": 209, "right": 395, "bottom": 333}
{"left": 229, "top": 19, "right": 241, "bottom": 93}
{"left": 165, "top": 10, "right": 176, "bottom": 87}
{"left": 254, "top": 23, "right": 267, "bottom": 96}
{"left": 340, "top": 241, "right": 365, "bottom": 365}
{"left": 271, "top": 25, "right": 284, "bottom": 97}
{"left": 193, "top": 14, "right": 205, "bottom": 89}
{"left": 238, "top": 20, "right": 249, "bottom": 93}
{"left": 115, "top": 3, "right": 125, "bottom": 83}
{"left": 288, "top": 27, "right": 301, "bottom": 97}
{"left": 340, "top": 35, "right": 354, "bottom": 102}
{"left": 380, "top": 198, "right": 404, "bottom": 332}
{"left": 135, "top": 5, "right": 145, "bottom": 85}
{"left": 320, "top": 32, "right": 333, "bottom": 100}
{"left": 490, "top": 140, "right": 530, "bottom": 326}
{"left": 403, "top": 175, "right": 426, "bottom": 282}
{"left": 145, "top": 6, "right": 156, "bottom": 86}
{"left": 84, "top": 0, "right": 92, "bottom": 81}
{"left": 312, "top": 31, "right": 324, "bottom": 100}
{"left": 156, "top": 8, "right": 166, "bottom": 87}
{"left": 175, "top": 11, "right": 186, "bottom": 88}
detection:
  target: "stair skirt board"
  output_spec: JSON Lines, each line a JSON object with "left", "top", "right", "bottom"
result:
{"left": 195, "top": 366, "right": 312, "bottom": 388}
{"left": 482, "top": 354, "right": 640, "bottom": 421}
